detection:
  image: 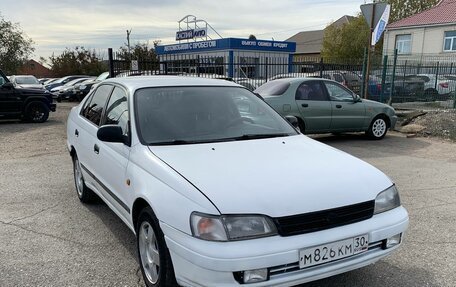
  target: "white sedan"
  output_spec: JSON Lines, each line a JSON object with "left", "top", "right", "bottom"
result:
{"left": 66, "top": 76, "right": 409, "bottom": 287}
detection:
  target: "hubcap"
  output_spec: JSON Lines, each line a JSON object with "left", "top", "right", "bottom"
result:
{"left": 372, "top": 119, "right": 387, "bottom": 137}
{"left": 31, "top": 106, "right": 45, "bottom": 121}
{"left": 74, "top": 159, "right": 84, "bottom": 197}
{"left": 139, "top": 221, "right": 160, "bottom": 284}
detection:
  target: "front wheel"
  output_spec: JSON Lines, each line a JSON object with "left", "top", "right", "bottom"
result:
{"left": 137, "top": 207, "right": 178, "bottom": 287}
{"left": 367, "top": 117, "right": 388, "bottom": 140}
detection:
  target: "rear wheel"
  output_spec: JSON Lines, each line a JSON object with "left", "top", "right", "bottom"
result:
{"left": 24, "top": 101, "right": 49, "bottom": 123}
{"left": 72, "top": 155, "right": 96, "bottom": 203}
{"left": 424, "top": 89, "right": 438, "bottom": 102}
{"left": 367, "top": 116, "right": 388, "bottom": 140}
{"left": 136, "top": 207, "right": 178, "bottom": 287}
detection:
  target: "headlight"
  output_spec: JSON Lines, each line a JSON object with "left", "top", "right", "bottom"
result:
{"left": 79, "top": 85, "right": 87, "bottom": 90}
{"left": 190, "top": 212, "right": 277, "bottom": 241}
{"left": 374, "top": 185, "right": 401, "bottom": 214}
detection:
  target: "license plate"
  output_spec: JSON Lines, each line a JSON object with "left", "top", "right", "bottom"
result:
{"left": 299, "top": 235, "right": 369, "bottom": 269}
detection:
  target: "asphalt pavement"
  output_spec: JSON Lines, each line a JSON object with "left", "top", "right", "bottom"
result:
{"left": 0, "top": 103, "right": 455, "bottom": 287}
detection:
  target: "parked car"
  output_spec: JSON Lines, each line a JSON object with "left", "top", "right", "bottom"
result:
{"left": 43, "top": 78, "right": 58, "bottom": 85}
{"left": 52, "top": 77, "right": 93, "bottom": 102}
{"left": 67, "top": 76, "right": 408, "bottom": 287}
{"left": 9, "top": 75, "right": 44, "bottom": 90}
{"left": 255, "top": 78, "right": 397, "bottom": 139}
{"left": 406, "top": 74, "right": 456, "bottom": 100}
{"left": 45, "top": 75, "right": 90, "bottom": 91}
{"left": 0, "top": 69, "right": 56, "bottom": 122}
{"left": 368, "top": 75, "right": 425, "bottom": 103}
{"left": 38, "top": 78, "right": 52, "bottom": 84}
{"left": 320, "top": 70, "right": 363, "bottom": 94}
{"left": 72, "top": 72, "right": 110, "bottom": 101}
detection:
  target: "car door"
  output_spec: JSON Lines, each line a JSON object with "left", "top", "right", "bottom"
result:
{"left": 324, "top": 81, "right": 366, "bottom": 132}
{"left": 0, "top": 80, "right": 21, "bottom": 115}
{"left": 95, "top": 86, "right": 131, "bottom": 220}
{"left": 76, "top": 84, "right": 130, "bottom": 220}
{"left": 295, "top": 80, "right": 332, "bottom": 132}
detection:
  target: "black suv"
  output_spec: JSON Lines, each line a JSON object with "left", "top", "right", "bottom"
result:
{"left": 0, "top": 69, "right": 56, "bottom": 123}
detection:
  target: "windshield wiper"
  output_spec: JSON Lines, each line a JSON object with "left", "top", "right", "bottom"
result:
{"left": 223, "top": 133, "right": 291, "bottom": 141}
{"left": 150, "top": 139, "right": 198, "bottom": 145}
{"left": 149, "top": 133, "right": 290, "bottom": 145}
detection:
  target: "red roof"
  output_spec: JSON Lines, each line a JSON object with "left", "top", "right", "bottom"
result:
{"left": 388, "top": 0, "right": 456, "bottom": 29}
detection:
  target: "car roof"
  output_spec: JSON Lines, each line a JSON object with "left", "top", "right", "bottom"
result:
{"left": 104, "top": 76, "right": 242, "bottom": 92}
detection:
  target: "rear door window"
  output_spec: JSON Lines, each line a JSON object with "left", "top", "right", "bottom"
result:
{"left": 295, "top": 81, "right": 328, "bottom": 101}
{"left": 81, "top": 85, "right": 113, "bottom": 126}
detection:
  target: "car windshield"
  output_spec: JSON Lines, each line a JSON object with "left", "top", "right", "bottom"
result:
{"left": 135, "top": 86, "right": 297, "bottom": 145}
{"left": 15, "top": 76, "right": 39, "bottom": 84}
{"left": 254, "top": 80, "right": 291, "bottom": 96}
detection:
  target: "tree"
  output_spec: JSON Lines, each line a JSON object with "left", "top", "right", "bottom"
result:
{"left": 375, "top": 0, "right": 439, "bottom": 22}
{"left": 248, "top": 34, "right": 257, "bottom": 40}
{"left": 0, "top": 14, "right": 34, "bottom": 75}
{"left": 321, "top": 15, "right": 381, "bottom": 60}
{"left": 117, "top": 42, "right": 158, "bottom": 61}
{"left": 48, "top": 46, "right": 107, "bottom": 77}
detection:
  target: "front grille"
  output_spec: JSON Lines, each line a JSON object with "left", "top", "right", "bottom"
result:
{"left": 273, "top": 201, "right": 375, "bottom": 236}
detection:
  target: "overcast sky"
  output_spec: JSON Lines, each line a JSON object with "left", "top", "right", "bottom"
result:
{"left": 2, "top": 0, "right": 368, "bottom": 60}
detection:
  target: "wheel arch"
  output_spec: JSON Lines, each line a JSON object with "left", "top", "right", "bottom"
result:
{"left": 132, "top": 197, "right": 153, "bottom": 231}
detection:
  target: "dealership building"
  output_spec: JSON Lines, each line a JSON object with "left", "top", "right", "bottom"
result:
{"left": 155, "top": 38, "right": 296, "bottom": 79}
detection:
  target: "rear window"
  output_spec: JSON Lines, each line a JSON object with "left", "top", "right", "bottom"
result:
{"left": 254, "top": 80, "right": 291, "bottom": 96}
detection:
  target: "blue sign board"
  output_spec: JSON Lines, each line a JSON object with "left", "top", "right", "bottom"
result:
{"left": 156, "top": 38, "right": 296, "bottom": 55}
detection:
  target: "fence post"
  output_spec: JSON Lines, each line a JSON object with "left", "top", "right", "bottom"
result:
{"left": 228, "top": 51, "right": 234, "bottom": 78}
{"left": 388, "top": 49, "right": 398, "bottom": 106}
{"left": 361, "top": 47, "right": 368, "bottom": 98}
{"left": 197, "top": 55, "right": 201, "bottom": 77}
{"left": 319, "top": 58, "right": 323, "bottom": 78}
{"left": 435, "top": 62, "right": 440, "bottom": 90}
{"left": 108, "top": 48, "right": 115, "bottom": 78}
{"left": 402, "top": 60, "right": 407, "bottom": 91}
{"left": 380, "top": 55, "right": 388, "bottom": 103}
{"left": 265, "top": 57, "right": 269, "bottom": 81}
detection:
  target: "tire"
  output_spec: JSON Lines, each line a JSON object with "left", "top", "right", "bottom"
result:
{"left": 24, "top": 101, "right": 49, "bottom": 123}
{"left": 366, "top": 116, "right": 388, "bottom": 140}
{"left": 72, "top": 155, "right": 96, "bottom": 203}
{"left": 136, "top": 207, "right": 178, "bottom": 287}
{"left": 424, "top": 89, "right": 438, "bottom": 102}
{"left": 297, "top": 118, "right": 305, "bottom": 134}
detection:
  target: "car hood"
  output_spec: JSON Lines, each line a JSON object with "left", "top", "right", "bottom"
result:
{"left": 149, "top": 135, "right": 392, "bottom": 217}
{"left": 18, "top": 84, "right": 44, "bottom": 89}
{"left": 16, "top": 87, "right": 49, "bottom": 95}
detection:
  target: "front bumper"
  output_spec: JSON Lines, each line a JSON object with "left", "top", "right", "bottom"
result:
{"left": 162, "top": 206, "right": 408, "bottom": 287}
{"left": 390, "top": 115, "right": 398, "bottom": 130}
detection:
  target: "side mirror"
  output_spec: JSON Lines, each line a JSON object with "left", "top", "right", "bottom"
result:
{"left": 97, "top": 125, "right": 127, "bottom": 144}
{"left": 354, "top": 94, "right": 362, "bottom": 102}
{"left": 2, "top": 82, "right": 14, "bottom": 89}
{"left": 285, "top": 115, "right": 300, "bottom": 130}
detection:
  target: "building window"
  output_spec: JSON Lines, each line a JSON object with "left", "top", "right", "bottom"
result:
{"left": 444, "top": 31, "right": 456, "bottom": 52}
{"left": 395, "top": 34, "right": 412, "bottom": 54}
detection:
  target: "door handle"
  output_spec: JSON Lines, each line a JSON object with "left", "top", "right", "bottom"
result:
{"left": 301, "top": 103, "right": 309, "bottom": 108}
{"left": 336, "top": 104, "right": 342, "bottom": 109}
{"left": 75, "top": 129, "right": 79, "bottom": 137}
{"left": 93, "top": 144, "right": 100, "bottom": 154}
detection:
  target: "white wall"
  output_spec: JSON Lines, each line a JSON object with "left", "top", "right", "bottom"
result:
{"left": 384, "top": 24, "right": 456, "bottom": 55}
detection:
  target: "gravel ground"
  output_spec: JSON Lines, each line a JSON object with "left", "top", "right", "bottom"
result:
{"left": 408, "top": 109, "right": 456, "bottom": 141}
{"left": 0, "top": 102, "right": 455, "bottom": 287}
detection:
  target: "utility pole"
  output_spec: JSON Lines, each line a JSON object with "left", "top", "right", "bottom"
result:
{"left": 126, "top": 29, "right": 132, "bottom": 59}
{"left": 364, "top": 5, "right": 376, "bottom": 99}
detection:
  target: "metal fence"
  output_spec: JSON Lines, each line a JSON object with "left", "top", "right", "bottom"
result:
{"left": 107, "top": 48, "right": 456, "bottom": 109}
